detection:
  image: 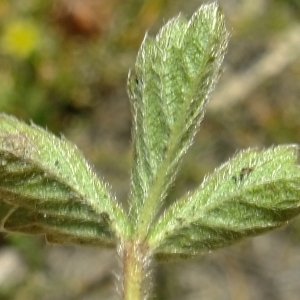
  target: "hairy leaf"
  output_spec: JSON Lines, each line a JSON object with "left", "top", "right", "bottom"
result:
{"left": 0, "top": 114, "right": 130, "bottom": 245}
{"left": 128, "top": 3, "right": 229, "bottom": 234}
{"left": 147, "top": 145, "right": 300, "bottom": 258}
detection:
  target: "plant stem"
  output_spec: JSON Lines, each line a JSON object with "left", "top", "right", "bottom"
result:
{"left": 119, "top": 239, "right": 153, "bottom": 300}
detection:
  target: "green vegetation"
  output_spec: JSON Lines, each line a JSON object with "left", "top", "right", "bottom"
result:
{"left": 1, "top": 1, "right": 300, "bottom": 299}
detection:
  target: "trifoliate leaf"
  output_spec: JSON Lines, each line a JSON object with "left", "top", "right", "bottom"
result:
{"left": 128, "top": 3, "right": 229, "bottom": 234}
{"left": 147, "top": 145, "right": 300, "bottom": 258}
{"left": 0, "top": 114, "right": 130, "bottom": 246}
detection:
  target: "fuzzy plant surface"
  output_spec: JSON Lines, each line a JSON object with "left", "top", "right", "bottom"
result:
{"left": 1, "top": 2, "right": 300, "bottom": 300}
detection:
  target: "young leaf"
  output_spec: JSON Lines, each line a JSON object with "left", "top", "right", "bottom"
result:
{"left": 0, "top": 114, "right": 131, "bottom": 245}
{"left": 147, "top": 145, "right": 300, "bottom": 258}
{"left": 128, "top": 3, "right": 229, "bottom": 235}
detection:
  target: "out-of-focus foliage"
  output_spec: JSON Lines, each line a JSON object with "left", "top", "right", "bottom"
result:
{"left": 0, "top": 0, "right": 184, "bottom": 132}
{"left": 0, "top": 0, "right": 133, "bottom": 130}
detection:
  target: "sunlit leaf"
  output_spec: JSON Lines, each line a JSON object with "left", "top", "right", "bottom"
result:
{"left": 0, "top": 114, "right": 130, "bottom": 245}
{"left": 128, "top": 3, "right": 229, "bottom": 233}
{"left": 147, "top": 145, "right": 300, "bottom": 258}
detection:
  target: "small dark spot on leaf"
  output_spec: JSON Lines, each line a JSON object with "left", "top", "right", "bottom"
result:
{"left": 176, "top": 218, "right": 184, "bottom": 225}
{"left": 240, "top": 167, "right": 254, "bottom": 181}
{"left": 208, "top": 55, "right": 216, "bottom": 63}
{"left": 100, "top": 212, "right": 110, "bottom": 223}
{"left": 163, "top": 145, "right": 168, "bottom": 154}
{"left": 232, "top": 167, "right": 254, "bottom": 184}
{"left": 134, "top": 76, "right": 143, "bottom": 86}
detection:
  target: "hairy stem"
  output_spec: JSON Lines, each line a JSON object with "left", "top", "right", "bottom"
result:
{"left": 119, "top": 240, "right": 153, "bottom": 300}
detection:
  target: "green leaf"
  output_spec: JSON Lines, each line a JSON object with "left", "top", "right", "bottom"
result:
{"left": 128, "top": 3, "right": 229, "bottom": 235}
{"left": 147, "top": 145, "right": 300, "bottom": 258}
{"left": 0, "top": 114, "right": 131, "bottom": 246}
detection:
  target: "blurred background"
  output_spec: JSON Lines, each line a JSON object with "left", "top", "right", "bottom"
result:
{"left": 0, "top": 0, "right": 300, "bottom": 299}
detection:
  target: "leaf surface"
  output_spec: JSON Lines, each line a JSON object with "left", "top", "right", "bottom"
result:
{"left": 128, "top": 3, "right": 229, "bottom": 234}
{"left": 0, "top": 114, "right": 130, "bottom": 246}
{"left": 147, "top": 145, "right": 300, "bottom": 258}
